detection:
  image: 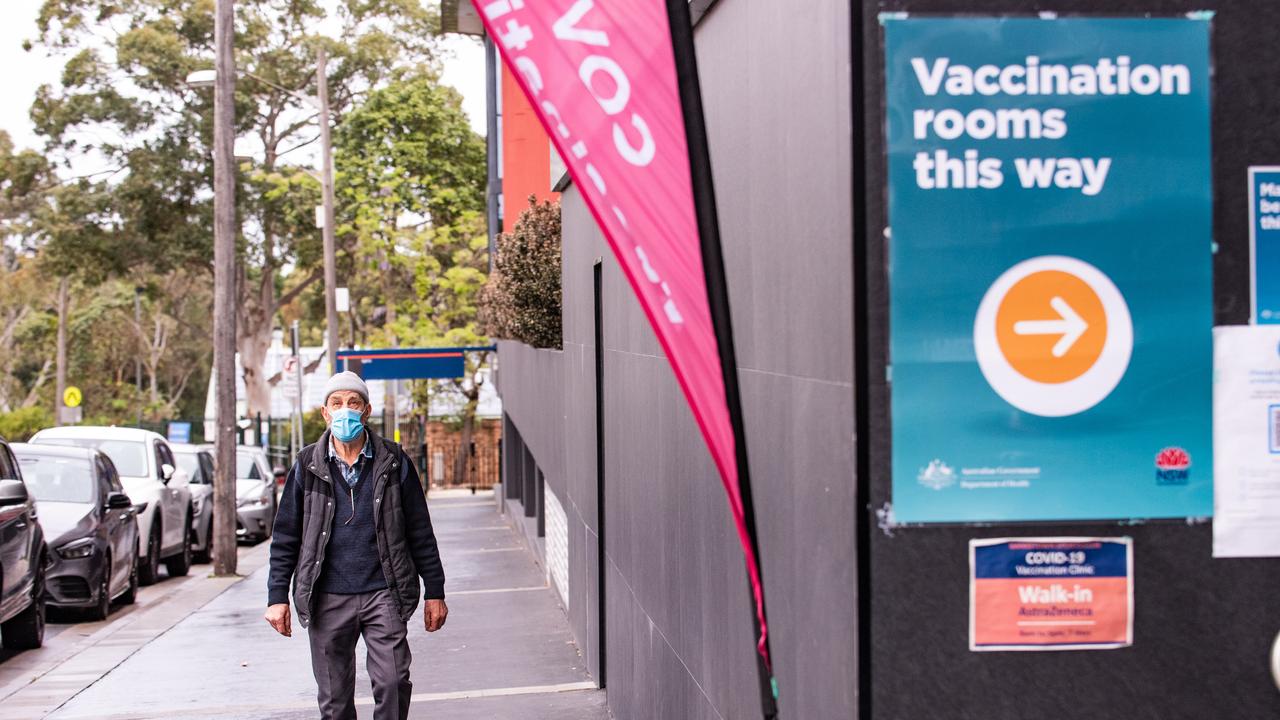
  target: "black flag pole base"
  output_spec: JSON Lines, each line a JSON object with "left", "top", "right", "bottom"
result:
{"left": 757, "top": 649, "right": 780, "bottom": 719}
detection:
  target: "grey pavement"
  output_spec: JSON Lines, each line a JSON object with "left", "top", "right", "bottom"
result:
{"left": 18, "top": 489, "right": 608, "bottom": 720}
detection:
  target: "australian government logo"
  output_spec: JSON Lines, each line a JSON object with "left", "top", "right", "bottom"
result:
{"left": 918, "top": 459, "right": 956, "bottom": 490}
{"left": 1155, "top": 447, "right": 1191, "bottom": 485}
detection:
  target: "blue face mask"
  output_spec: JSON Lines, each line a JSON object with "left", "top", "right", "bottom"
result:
{"left": 329, "top": 408, "right": 365, "bottom": 443}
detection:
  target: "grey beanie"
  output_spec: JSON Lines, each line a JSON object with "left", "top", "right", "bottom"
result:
{"left": 323, "top": 371, "right": 370, "bottom": 404}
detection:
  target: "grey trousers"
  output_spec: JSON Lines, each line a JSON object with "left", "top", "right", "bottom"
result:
{"left": 307, "top": 589, "right": 412, "bottom": 720}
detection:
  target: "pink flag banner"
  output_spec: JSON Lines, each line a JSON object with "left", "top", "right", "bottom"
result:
{"left": 472, "top": 0, "right": 771, "bottom": 669}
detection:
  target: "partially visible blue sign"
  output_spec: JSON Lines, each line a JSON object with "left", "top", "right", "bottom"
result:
{"left": 167, "top": 421, "right": 192, "bottom": 444}
{"left": 1251, "top": 167, "right": 1280, "bottom": 324}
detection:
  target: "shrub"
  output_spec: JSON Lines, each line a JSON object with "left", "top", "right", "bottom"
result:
{"left": 479, "top": 196, "right": 562, "bottom": 348}
{"left": 0, "top": 406, "right": 55, "bottom": 442}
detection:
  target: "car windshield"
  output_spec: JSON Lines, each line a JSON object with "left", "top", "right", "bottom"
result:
{"left": 236, "top": 452, "right": 262, "bottom": 480}
{"left": 173, "top": 451, "right": 202, "bottom": 482}
{"left": 42, "top": 438, "right": 149, "bottom": 477}
{"left": 15, "top": 454, "right": 95, "bottom": 503}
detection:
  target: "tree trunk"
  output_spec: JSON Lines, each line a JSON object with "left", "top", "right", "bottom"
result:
{"left": 238, "top": 310, "right": 274, "bottom": 418}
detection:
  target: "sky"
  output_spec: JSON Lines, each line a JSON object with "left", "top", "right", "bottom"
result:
{"left": 0, "top": 0, "right": 488, "bottom": 161}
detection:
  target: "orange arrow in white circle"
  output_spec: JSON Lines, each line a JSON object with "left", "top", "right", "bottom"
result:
{"left": 1013, "top": 296, "right": 1088, "bottom": 358}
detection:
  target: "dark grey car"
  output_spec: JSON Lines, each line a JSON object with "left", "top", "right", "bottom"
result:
{"left": 0, "top": 436, "right": 46, "bottom": 650}
{"left": 12, "top": 444, "right": 139, "bottom": 620}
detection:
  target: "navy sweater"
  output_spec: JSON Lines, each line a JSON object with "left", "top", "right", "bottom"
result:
{"left": 316, "top": 454, "right": 386, "bottom": 595}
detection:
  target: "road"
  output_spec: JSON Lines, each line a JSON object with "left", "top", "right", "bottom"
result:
{"left": 0, "top": 489, "right": 608, "bottom": 719}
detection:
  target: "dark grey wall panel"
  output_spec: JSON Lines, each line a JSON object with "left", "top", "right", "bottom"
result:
{"left": 860, "top": 2, "right": 1280, "bottom": 718}
{"left": 494, "top": 340, "right": 565, "bottom": 493}
{"left": 522, "top": 1, "right": 860, "bottom": 717}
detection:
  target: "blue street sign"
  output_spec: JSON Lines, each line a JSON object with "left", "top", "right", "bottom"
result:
{"left": 335, "top": 347, "right": 495, "bottom": 380}
{"left": 168, "top": 421, "right": 192, "bottom": 444}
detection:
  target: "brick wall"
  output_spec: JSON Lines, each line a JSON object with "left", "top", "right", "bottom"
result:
{"left": 414, "top": 417, "right": 503, "bottom": 488}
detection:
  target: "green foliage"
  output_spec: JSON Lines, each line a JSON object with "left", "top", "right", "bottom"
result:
{"left": 0, "top": 406, "right": 54, "bottom": 442}
{"left": 479, "top": 197, "right": 562, "bottom": 349}
{"left": 337, "top": 72, "right": 486, "bottom": 230}
{"left": 20, "top": 0, "right": 447, "bottom": 422}
{"left": 303, "top": 407, "right": 328, "bottom": 444}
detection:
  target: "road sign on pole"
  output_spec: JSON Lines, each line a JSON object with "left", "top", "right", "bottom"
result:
{"left": 63, "top": 386, "right": 82, "bottom": 408}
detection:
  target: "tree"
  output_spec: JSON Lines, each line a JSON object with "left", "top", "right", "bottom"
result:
{"left": 335, "top": 73, "right": 488, "bottom": 483}
{"left": 30, "top": 0, "right": 442, "bottom": 421}
{"left": 479, "top": 197, "right": 562, "bottom": 349}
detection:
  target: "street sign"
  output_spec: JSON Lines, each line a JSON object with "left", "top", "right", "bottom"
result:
{"left": 884, "top": 17, "right": 1214, "bottom": 523}
{"left": 335, "top": 348, "right": 470, "bottom": 380}
{"left": 58, "top": 406, "right": 82, "bottom": 424}
{"left": 63, "top": 386, "right": 82, "bottom": 408}
{"left": 335, "top": 287, "right": 350, "bottom": 312}
{"left": 168, "top": 421, "right": 192, "bottom": 444}
{"left": 281, "top": 356, "right": 301, "bottom": 400}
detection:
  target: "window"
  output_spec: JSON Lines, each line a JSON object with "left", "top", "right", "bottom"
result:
{"left": 16, "top": 453, "right": 95, "bottom": 503}
{"left": 155, "top": 441, "right": 176, "bottom": 479}
{"left": 100, "top": 455, "right": 124, "bottom": 493}
{"left": 236, "top": 452, "right": 263, "bottom": 480}
{"left": 41, "top": 439, "right": 148, "bottom": 477}
{"left": 173, "top": 450, "right": 204, "bottom": 483}
{"left": 0, "top": 446, "right": 17, "bottom": 480}
{"left": 199, "top": 453, "right": 214, "bottom": 485}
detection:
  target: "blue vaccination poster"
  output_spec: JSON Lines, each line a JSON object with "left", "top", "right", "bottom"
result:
{"left": 882, "top": 17, "right": 1214, "bottom": 523}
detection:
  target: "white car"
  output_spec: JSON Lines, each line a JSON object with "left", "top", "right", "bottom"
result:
{"left": 31, "top": 427, "right": 193, "bottom": 585}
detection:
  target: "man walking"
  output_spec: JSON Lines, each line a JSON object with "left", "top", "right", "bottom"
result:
{"left": 265, "top": 371, "right": 447, "bottom": 719}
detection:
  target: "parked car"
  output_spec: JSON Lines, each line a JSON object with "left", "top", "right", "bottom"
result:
{"left": 236, "top": 446, "right": 278, "bottom": 542}
{"left": 12, "top": 443, "right": 139, "bottom": 620}
{"left": 0, "top": 435, "right": 46, "bottom": 650}
{"left": 31, "top": 427, "right": 193, "bottom": 585}
{"left": 170, "top": 444, "right": 214, "bottom": 564}
{"left": 198, "top": 444, "right": 278, "bottom": 542}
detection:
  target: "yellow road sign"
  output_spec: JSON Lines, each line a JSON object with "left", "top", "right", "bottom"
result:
{"left": 63, "top": 386, "right": 82, "bottom": 408}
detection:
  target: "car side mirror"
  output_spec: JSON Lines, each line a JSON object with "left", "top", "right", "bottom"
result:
{"left": 0, "top": 479, "right": 29, "bottom": 507}
{"left": 160, "top": 463, "right": 175, "bottom": 484}
{"left": 105, "top": 491, "right": 132, "bottom": 510}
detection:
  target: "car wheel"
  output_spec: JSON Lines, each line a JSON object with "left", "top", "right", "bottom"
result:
{"left": 88, "top": 554, "right": 111, "bottom": 622}
{"left": 120, "top": 541, "right": 139, "bottom": 605}
{"left": 164, "top": 512, "right": 192, "bottom": 578}
{"left": 2, "top": 550, "right": 46, "bottom": 649}
{"left": 138, "top": 520, "right": 161, "bottom": 586}
{"left": 192, "top": 512, "right": 212, "bottom": 564}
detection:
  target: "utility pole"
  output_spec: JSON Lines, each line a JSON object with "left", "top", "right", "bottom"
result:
{"left": 290, "top": 321, "right": 305, "bottom": 455}
{"left": 55, "top": 277, "right": 68, "bottom": 427}
{"left": 317, "top": 47, "right": 340, "bottom": 367}
{"left": 211, "top": 0, "right": 239, "bottom": 577}
{"left": 134, "top": 286, "right": 143, "bottom": 427}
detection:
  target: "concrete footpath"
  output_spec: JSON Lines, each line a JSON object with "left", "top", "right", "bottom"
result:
{"left": 1, "top": 489, "right": 608, "bottom": 719}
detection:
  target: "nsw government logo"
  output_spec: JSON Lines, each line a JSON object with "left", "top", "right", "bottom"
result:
{"left": 918, "top": 459, "right": 956, "bottom": 490}
{"left": 1154, "top": 447, "right": 1191, "bottom": 485}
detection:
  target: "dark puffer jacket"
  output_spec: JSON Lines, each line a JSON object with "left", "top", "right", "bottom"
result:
{"left": 267, "top": 428, "right": 445, "bottom": 628}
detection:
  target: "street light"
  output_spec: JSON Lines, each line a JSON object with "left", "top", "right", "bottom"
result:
{"left": 185, "top": 51, "right": 341, "bottom": 368}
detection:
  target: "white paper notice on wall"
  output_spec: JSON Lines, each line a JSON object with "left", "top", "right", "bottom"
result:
{"left": 1214, "top": 325, "right": 1280, "bottom": 557}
